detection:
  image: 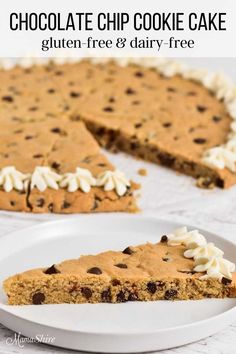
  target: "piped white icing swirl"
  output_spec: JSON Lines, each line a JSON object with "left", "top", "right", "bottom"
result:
{"left": 184, "top": 242, "right": 224, "bottom": 260}
{"left": 60, "top": 167, "right": 96, "bottom": 193}
{"left": 168, "top": 226, "right": 235, "bottom": 281}
{"left": 202, "top": 146, "right": 236, "bottom": 172}
{"left": 0, "top": 166, "right": 29, "bottom": 192}
{"left": 194, "top": 257, "right": 235, "bottom": 280}
{"left": 168, "top": 227, "right": 207, "bottom": 248}
{"left": 96, "top": 169, "right": 130, "bottom": 196}
{"left": 30, "top": 167, "right": 62, "bottom": 192}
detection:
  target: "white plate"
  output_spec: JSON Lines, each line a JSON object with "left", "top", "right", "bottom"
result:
{"left": 0, "top": 215, "right": 235, "bottom": 353}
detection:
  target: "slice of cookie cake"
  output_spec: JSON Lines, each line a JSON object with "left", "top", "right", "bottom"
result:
{"left": 4, "top": 226, "right": 235, "bottom": 305}
{"left": 0, "top": 119, "right": 138, "bottom": 213}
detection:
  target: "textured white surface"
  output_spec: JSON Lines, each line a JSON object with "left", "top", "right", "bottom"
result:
{"left": 0, "top": 149, "right": 236, "bottom": 353}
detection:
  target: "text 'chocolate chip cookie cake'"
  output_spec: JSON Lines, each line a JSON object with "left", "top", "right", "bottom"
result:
{"left": 1, "top": 57, "right": 236, "bottom": 213}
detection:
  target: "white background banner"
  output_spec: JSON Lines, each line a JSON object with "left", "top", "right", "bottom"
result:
{"left": 0, "top": 0, "right": 235, "bottom": 57}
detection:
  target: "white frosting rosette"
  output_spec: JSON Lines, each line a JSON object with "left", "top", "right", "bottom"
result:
{"left": 168, "top": 226, "right": 235, "bottom": 281}
{"left": 30, "top": 167, "right": 62, "bottom": 192}
{"left": 60, "top": 167, "right": 96, "bottom": 193}
{"left": 0, "top": 166, "right": 29, "bottom": 192}
{"left": 96, "top": 169, "right": 130, "bottom": 196}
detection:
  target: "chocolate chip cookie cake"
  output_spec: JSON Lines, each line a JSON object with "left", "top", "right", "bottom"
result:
{"left": 4, "top": 226, "right": 235, "bottom": 305}
{"left": 1, "top": 57, "right": 236, "bottom": 213}
{"left": 0, "top": 118, "right": 138, "bottom": 213}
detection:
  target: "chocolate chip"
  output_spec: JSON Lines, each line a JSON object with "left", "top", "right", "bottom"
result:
{"left": 2, "top": 95, "right": 14, "bottom": 102}
{"left": 134, "top": 123, "right": 142, "bottom": 129}
{"left": 63, "top": 105, "right": 70, "bottom": 112}
{"left": 24, "top": 68, "right": 32, "bottom": 74}
{"left": 116, "top": 291, "right": 126, "bottom": 302}
{"left": 48, "top": 88, "right": 55, "bottom": 94}
{"left": 87, "top": 267, "right": 102, "bottom": 275}
{"left": 167, "top": 87, "right": 176, "bottom": 92}
{"left": 55, "top": 70, "right": 63, "bottom": 76}
{"left": 158, "top": 153, "right": 175, "bottom": 167}
{"left": 70, "top": 91, "right": 81, "bottom": 98}
{"left": 128, "top": 293, "right": 139, "bottom": 301}
{"left": 28, "top": 106, "right": 38, "bottom": 111}
{"left": 162, "top": 257, "right": 172, "bottom": 262}
{"left": 160, "top": 235, "right": 168, "bottom": 243}
{"left": 134, "top": 71, "right": 144, "bottom": 77}
{"left": 103, "top": 106, "right": 114, "bottom": 112}
{"left": 96, "top": 127, "right": 105, "bottom": 136}
{"left": 108, "top": 97, "right": 115, "bottom": 103}
{"left": 32, "top": 292, "right": 45, "bottom": 305}
{"left": 70, "top": 114, "right": 80, "bottom": 121}
{"left": 36, "top": 198, "right": 45, "bottom": 207}
{"left": 147, "top": 282, "right": 157, "bottom": 294}
{"left": 131, "top": 134, "right": 137, "bottom": 140}
{"left": 216, "top": 178, "right": 224, "bottom": 188}
{"left": 10, "top": 201, "right": 15, "bottom": 206}
{"left": 125, "top": 88, "right": 136, "bottom": 95}
{"left": 130, "top": 142, "right": 140, "bottom": 150}
{"left": 33, "top": 154, "right": 43, "bottom": 158}
{"left": 81, "top": 287, "right": 92, "bottom": 299}
{"left": 122, "top": 247, "right": 134, "bottom": 255}
{"left": 11, "top": 116, "right": 22, "bottom": 122}
{"left": 46, "top": 112, "right": 54, "bottom": 118}
{"left": 48, "top": 203, "right": 54, "bottom": 212}
{"left": 62, "top": 201, "right": 71, "bottom": 209}
{"left": 111, "top": 279, "right": 120, "bottom": 286}
{"left": 193, "top": 138, "right": 206, "bottom": 144}
{"left": 51, "top": 127, "right": 61, "bottom": 133}
{"left": 97, "top": 163, "right": 106, "bottom": 167}
{"left": 51, "top": 162, "right": 60, "bottom": 170}
{"left": 163, "top": 122, "right": 172, "bottom": 128}
{"left": 14, "top": 129, "right": 23, "bottom": 134}
{"left": 221, "top": 277, "right": 232, "bottom": 285}
{"left": 165, "top": 289, "right": 177, "bottom": 300}
{"left": 101, "top": 289, "right": 112, "bottom": 302}
{"left": 212, "top": 115, "right": 222, "bottom": 123}
{"left": 196, "top": 105, "right": 207, "bottom": 113}
{"left": 25, "top": 135, "right": 34, "bottom": 140}
{"left": 115, "top": 263, "right": 128, "bottom": 269}
{"left": 44, "top": 264, "right": 60, "bottom": 274}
